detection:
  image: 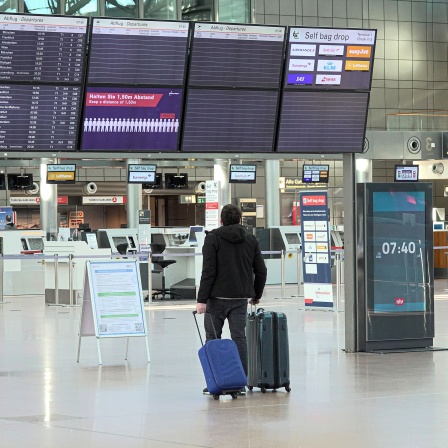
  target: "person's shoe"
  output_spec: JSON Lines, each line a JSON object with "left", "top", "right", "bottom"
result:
{"left": 203, "top": 387, "right": 210, "bottom": 395}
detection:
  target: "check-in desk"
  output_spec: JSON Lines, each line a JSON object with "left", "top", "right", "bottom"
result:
{"left": 151, "top": 227, "right": 203, "bottom": 300}
{"left": 44, "top": 241, "right": 111, "bottom": 304}
{"left": 0, "top": 230, "right": 46, "bottom": 296}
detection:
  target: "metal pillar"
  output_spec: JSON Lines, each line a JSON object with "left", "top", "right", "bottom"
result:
{"left": 40, "top": 158, "right": 58, "bottom": 240}
{"left": 355, "top": 158, "right": 372, "bottom": 183}
{"left": 265, "top": 160, "right": 280, "bottom": 227}
{"left": 214, "top": 159, "right": 230, "bottom": 206}
{"left": 343, "top": 153, "right": 357, "bottom": 352}
{"left": 126, "top": 159, "right": 142, "bottom": 229}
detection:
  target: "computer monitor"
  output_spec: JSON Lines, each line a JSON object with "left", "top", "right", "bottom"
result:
{"left": 188, "top": 226, "right": 204, "bottom": 244}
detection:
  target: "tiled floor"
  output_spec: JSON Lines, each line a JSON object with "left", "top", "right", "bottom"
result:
{"left": 1, "top": 283, "right": 448, "bottom": 447}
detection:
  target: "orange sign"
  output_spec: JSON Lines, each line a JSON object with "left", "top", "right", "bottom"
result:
{"left": 47, "top": 172, "right": 75, "bottom": 181}
{"left": 345, "top": 60, "right": 370, "bottom": 71}
{"left": 346, "top": 46, "right": 371, "bottom": 58}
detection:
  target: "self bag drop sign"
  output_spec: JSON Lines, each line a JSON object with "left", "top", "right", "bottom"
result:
{"left": 299, "top": 191, "right": 334, "bottom": 308}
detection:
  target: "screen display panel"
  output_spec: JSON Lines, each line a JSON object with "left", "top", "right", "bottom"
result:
{"left": 0, "top": 14, "right": 88, "bottom": 83}
{"left": 277, "top": 90, "right": 369, "bottom": 153}
{"left": 395, "top": 165, "right": 419, "bottom": 182}
{"left": 188, "top": 23, "right": 285, "bottom": 89}
{"left": 81, "top": 86, "right": 182, "bottom": 151}
{"left": 88, "top": 18, "right": 189, "bottom": 85}
{"left": 182, "top": 89, "right": 278, "bottom": 152}
{"left": 0, "top": 84, "right": 81, "bottom": 151}
{"left": 285, "top": 27, "right": 376, "bottom": 90}
{"left": 128, "top": 164, "right": 157, "bottom": 184}
{"left": 47, "top": 164, "right": 76, "bottom": 184}
{"left": 302, "top": 165, "right": 329, "bottom": 183}
{"left": 229, "top": 164, "right": 256, "bottom": 183}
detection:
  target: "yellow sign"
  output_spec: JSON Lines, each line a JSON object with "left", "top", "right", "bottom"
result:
{"left": 47, "top": 172, "right": 75, "bottom": 181}
{"left": 345, "top": 60, "right": 370, "bottom": 71}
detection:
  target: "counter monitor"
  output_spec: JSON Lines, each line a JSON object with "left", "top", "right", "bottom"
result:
{"left": 395, "top": 165, "right": 419, "bottom": 182}
{"left": 229, "top": 165, "right": 257, "bottom": 183}
{"left": 302, "top": 164, "right": 329, "bottom": 183}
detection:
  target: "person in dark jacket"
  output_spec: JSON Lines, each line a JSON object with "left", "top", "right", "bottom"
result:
{"left": 4, "top": 215, "right": 17, "bottom": 230}
{"left": 196, "top": 204, "right": 267, "bottom": 391}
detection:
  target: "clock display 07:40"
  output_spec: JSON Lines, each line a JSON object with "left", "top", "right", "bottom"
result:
{"left": 381, "top": 241, "right": 417, "bottom": 255}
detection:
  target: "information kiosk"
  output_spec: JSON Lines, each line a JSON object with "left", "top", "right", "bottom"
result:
{"left": 357, "top": 183, "right": 434, "bottom": 351}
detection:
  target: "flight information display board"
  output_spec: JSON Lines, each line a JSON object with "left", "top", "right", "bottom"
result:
{"left": 87, "top": 18, "right": 189, "bottom": 85}
{"left": 181, "top": 89, "right": 278, "bottom": 152}
{"left": 0, "top": 14, "right": 88, "bottom": 83}
{"left": 81, "top": 86, "right": 182, "bottom": 151}
{"left": 285, "top": 27, "right": 376, "bottom": 90}
{"left": 188, "top": 23, "right": 285, "bottom": 89}
{"left": 0, "top": 84, "right": 81, "bottom": 150}
{"left": 277, "top": 91, "right": 369, "bottom": 153}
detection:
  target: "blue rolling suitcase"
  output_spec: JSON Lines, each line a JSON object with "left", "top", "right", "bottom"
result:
{"left": 193, "top": 311, "right": 247, "bottom": 400}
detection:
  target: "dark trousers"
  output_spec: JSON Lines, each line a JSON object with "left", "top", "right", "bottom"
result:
{"left": 205, "top": 299, "right": 248, "bottom": 376}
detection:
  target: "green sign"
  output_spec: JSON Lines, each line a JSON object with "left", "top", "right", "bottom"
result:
{"left": 197, "top": 196, "right": 206, "bottom": 204}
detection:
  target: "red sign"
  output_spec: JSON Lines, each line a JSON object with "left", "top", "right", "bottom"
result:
{"left": 302, "top": 195, "right": 327, "bottom": 206}
{"left": 86, "top": 92, "right": 163, "bottom": 108}
{"left": 160, "top": 113, "right": 175, "bottom": 119}
{"left": 57, "top": 196, "right": 68, "bottom": 205}
{"left": 206, "top": 202, "right": 219, "bottom": 210}
{"left": 395, "top": 298, "right": 405, "bottom": 306}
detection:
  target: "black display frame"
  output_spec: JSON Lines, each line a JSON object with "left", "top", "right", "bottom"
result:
{"left": 79, "top": 17, "right": 192, "bottom": 153}
{"left": 0, "top": 12, "right": 89, "bottom": 152}
{"left": 302, "top": 164, "right": 330, "bottom": 183}
{"left": 229, "top": 164, "right": 257, "bottom": 183}
{"left": 127, "top": 164, "right": 157, "bottom": 184}
{"left": 394, "top": 164, "right": 419, "bottom": 182}
{"left": 357, "top": 182, "right": 434, "bottom": 352}
{"left": 180, "top": 21, "right": 287, "bottom": 153}
{"left": 46, "top": 163, "right": 77, "bottom": 185}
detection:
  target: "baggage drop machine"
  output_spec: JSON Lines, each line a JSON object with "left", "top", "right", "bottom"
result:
{"left": 265, "top": 226, "right": 301, "bottom": 285}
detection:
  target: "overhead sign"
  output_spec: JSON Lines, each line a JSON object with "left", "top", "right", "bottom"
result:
{"left": 128, "top": 164, "right": 157, "bottom": 184}
{"left": 229, "top": 164, "right": 257, "bottom": 183}
{"left": 285, "top": 27, "right": 376, "bottom": 90}
{"left": 279, "top": 177, "right": 328, "bottom": 189}
{"left": 47, "top": 164, "right": 76, "bottom": 184}
{"left": 10, "top": 196, "right": 68, "bottom": 205}
{"left": 82, "top": 196, "right": 126, "bottom": 204}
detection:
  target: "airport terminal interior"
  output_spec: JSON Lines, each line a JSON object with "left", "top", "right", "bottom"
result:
{"left": 2, "top": 0, "right": 448, "bottom": 446}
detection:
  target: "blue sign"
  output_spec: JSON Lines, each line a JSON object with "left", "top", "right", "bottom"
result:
{"left": 299, "top": 191, "right": 333, "bottom": 308}
{"left": 287, "top": 74, "right": 313, "bottom": 85}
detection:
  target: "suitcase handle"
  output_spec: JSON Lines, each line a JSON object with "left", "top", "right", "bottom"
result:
{"left": 192, "top": 311, "right": 218, "bottom": 346}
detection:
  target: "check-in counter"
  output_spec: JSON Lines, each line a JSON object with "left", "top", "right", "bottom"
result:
{"left": 0, "top": 230, "right": 46, "bottom": 296}
{"left": 151, "top": 227, "right": 204, "bottom": 299}
{"left": 44, "top": 241, "right": 111, "bottom": 304}
{"left": 434, "top": 229, "right": 448, "bottom": 278}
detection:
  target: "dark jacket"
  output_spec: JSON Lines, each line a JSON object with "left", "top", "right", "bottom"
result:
{"left": 4, "top": 222, "right": 17, "bottom": 230}
{"left": 197, "top": 224, "right": 267, "bottom": 303}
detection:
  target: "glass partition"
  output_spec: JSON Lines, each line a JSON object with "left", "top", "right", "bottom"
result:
{"left": 181, "top": 0, "right": 213, "bottom": 21}
{"left": 143, "top": 0, "right": 176, "bottom": 20}
{"left": 24, "top": 0, "right": 60, "bottom": 14}
{"left": 66, "top": 0, "right": 99, "bottom": 16}
{"left": 105, "top": 0, "right": 137, "bottom": 18}
{"left": 0, "top": 0, "right": 18, "bottom": 12}
{"left": 218, "top": 0, "right": 249, "bottom": 23}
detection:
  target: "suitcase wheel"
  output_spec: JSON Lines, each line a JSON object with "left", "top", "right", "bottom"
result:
{"left": 213, "top": 394, "right": 220, "bottom": 400}
{"left": 285, "top": 386, "right": 291, "bottom": 393}
{"left": 231, "top": 393, "right": 238, "bottom": 399}
{"left": 247, "top": 386, "right": 253, "bottom": 391}
{"left": 261, "top": 387, "right": 267, "bottom": 393}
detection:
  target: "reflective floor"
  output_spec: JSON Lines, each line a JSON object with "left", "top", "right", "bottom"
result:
{"left": 1, "top": 283, "right": 448, "bottom": 447}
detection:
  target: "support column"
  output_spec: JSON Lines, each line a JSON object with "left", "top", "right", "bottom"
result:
{"left": 126, "top": 159, "right": 142, "bottom": 229}
{"left": 265, "top": 160, "right": 280, "bottom": 228}
{"left": 40, "top": 158, "right": 58, "bottom": 240}
{"left": 343, "top": 153, "right": 357, "bottom": 352}
{"left": 214, "top": 159, "right": 230, "bottom": 206}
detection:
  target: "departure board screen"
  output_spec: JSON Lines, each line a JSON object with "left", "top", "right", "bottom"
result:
{"left": 0, "top": 84, "right": 81, "bottom": 150}
{"left": 285, "top": 27, "right": 376, "bottom": 91}
{"left": 277, "top": 91, "right": 369, "bottom": 153}
{"left": 81, "top": 86, "right": 182, "bottom": 151}
{"left": 87, "top": 18, "right": 189, "bottom": 85}
{"left": 188, "top": 23, "right": 285, "bottom": 89}
{"left": 0, "top": 14, "right": 88, "bottom": 83}
{"left": 181, "top": 89, "right": 278, "bottom": 152}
